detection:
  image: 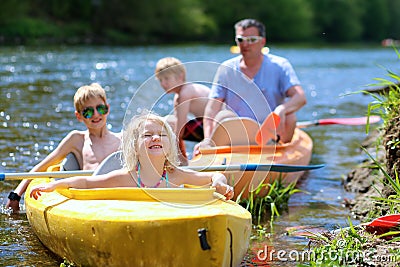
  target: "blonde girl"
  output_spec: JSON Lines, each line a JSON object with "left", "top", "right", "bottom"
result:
{"left": 30, "top": 112, "right": 234, "bottom": 200}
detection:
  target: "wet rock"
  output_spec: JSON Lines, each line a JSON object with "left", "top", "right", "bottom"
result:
{"left": 344, "top": 129, "right": 386, "bottom": 220}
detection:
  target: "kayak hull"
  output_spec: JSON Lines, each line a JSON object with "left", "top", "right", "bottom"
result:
{"left": 25, "top": 179, "right": 251, "bottom": 266}
{"left": 190, "top": 128, "right": 313, "bottom": 199}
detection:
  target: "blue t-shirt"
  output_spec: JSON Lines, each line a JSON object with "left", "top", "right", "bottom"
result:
{"left": 210, "top": 54, "right": 300, "bottom": 123}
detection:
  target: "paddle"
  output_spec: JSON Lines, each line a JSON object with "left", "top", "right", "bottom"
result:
{"left": 0, "top": 163, "right": 324, "bottom": 181}
{"left": 296, "top": 115, "right": 381, "bottom": 128}
{"left": 0, "top": 170, "right": 94, "bottom": 181}
{"left": 367, "top": 214, "right": 400, "bottom": 228}
{"left": 364, "top": 214, "right": 400, "bottom": 239}
{"left": 184, "top": 163, "right": 324, "bottom": 172}
{"left": 255, "top": 112, "right": 280, "bottom": 146}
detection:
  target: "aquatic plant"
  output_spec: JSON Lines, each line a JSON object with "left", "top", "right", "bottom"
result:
{"left": 237, "top": 176, "right": 303, "bottom": 226}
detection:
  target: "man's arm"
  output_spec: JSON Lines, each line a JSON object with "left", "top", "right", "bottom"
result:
{"left": 274, "top": 85, "right": 306, "bottom": 143}
{"left": 274, "top": 85, "right": 306, "bottom": 116}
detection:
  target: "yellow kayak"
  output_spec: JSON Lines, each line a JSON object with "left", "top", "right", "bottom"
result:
{"left": 25, "top": 174, "right": 252, "bottom": 266}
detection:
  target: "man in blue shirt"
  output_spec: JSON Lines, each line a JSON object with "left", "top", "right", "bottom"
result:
{"left": 194, "top": 18, "right": 306, "bottom": 154}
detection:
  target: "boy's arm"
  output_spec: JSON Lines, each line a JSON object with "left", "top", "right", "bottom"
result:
{"left": 6, "top": 131, "right": 82, "bottom": 211}
{"left": 174, "top": 93, "right": 191, "bottom": 164}
{"left": 175, "top": 94, "right": 191, "bottom": 139}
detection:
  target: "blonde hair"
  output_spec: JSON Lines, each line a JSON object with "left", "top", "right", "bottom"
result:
{"left": 122, "top": 111, "right": 180, "bottom": 171}
{"left": 155, "top": 57, "right": 186, "bottom": 80}
{"left": 74, "top": 83, "right": 107, "bottom": 112}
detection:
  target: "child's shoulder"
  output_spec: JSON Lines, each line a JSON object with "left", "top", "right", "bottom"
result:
{"left": 180, "top": 83, "right": 210, "bottom": 97}
{"left": 111, "top": 130, "right": 123, "bottom": 139}
{"left": 65, "top": 129, "right": 87, "bottom": 139}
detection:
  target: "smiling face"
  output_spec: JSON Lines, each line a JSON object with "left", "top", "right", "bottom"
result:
{"left": 122, "top": 113, "right": 180, "bottom": 172}
{"left": 75, "top": 96, "right": 109, "bottom": 128}
{"left": 137, "top": 119, "right": 171, "bottom": 160}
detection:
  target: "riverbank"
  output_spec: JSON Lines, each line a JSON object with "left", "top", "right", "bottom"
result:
{"left": 310, "top": 122, "right": 400, "bottom": 266}
{"left": 344, "top": 129, "right": 386, "bottom": 219}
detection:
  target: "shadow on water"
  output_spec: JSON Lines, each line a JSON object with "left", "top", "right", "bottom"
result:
{"left": 1, "top": 44, "right": 397, "bottom": 266}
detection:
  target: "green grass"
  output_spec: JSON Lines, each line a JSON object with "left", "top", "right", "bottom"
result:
{"left": 236, "top": 175, "right": 304, "bottom": 226}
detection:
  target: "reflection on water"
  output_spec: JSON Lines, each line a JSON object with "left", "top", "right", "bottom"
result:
{"left": 1, "top": 45, "right": 398, "bottom": 266}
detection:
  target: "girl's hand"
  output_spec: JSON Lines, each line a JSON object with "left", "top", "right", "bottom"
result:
{"left": 214, "top": 183, "right": 234, "bottom": 200}
{"left": 193, "top": 138, "right": 213, "bottom": 156}
{"left": 29, "top": 184, "right": 56, "bottom": 200}
{"left": 211, "top": 173, "right": 234, "bottom": 200}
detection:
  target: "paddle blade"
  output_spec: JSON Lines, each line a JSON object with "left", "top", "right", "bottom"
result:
{"left": 255, "top": 112, "right": 280, "bottom": 146}
{"left": 297, "top": 116, "right": 381, "bottom": 128}
{"left": 367, "top": 214, "right": 400, "bottom": 228}
{"left": 267, "top": 164, "right": 324, "bottom": 172}
{"left": 185, "top": 163, "right": 324, "bottom": 173}
{"left": 318, "top": 115, "right": 381, "bottom": 126}
{"left": 365, "top": 214, "right": 400, "bottom": 238}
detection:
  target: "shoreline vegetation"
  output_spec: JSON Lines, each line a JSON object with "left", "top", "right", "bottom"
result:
{"left": 301, "top": 50, "right": 400, "bottom": 266}
{"left": 1, "top": 1, "right": 399, "bottom": 46}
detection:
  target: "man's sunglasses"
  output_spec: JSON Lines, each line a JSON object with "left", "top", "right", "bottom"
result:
{"left": 235, "top": 35, "right": 263, "bottom": 44}
{"left": 81, "top": 104, "right": 109, "bottom": 119}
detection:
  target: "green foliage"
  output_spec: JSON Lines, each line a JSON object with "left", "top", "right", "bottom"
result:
{"left": 0, "top": 0, "right": 28, "bottom": 25}
{"left": 0, "top": 0, "right": 398, "bottom": 45}
{"left": 361, "top": 0, "right": 390, "bottom": 41}
{"left": 237, "top": 177, "right": 303, "bottom": 226}
{"left": 0, "top": 18, "right": 60, "bottom": 38}
{"left": 258, "top": 0, "right": 315, "bottom": 42}
{"left": 301, "top": 217, "right": 400, "bottom": 266}
{"left": 387, "top": 0, "right": 400, "bottom": 39}
{"left": 365, "top": 49, "right": 400, "bottom": 127}
{"left": 310, "top": 0, "right": 364, "bottom": 42}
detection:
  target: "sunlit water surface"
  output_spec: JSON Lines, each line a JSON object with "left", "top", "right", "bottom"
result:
{"left": 1, "top": 45, "right": 398, "bottom": 266}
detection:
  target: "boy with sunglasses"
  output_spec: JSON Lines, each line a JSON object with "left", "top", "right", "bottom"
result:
{"left": 155, "top": 57, "right": 211, "bottom": 165}
{"left": 6, "top": 83, "right": 122, "bottom": 213}
{"left": 194, "top": 18, "right": 306, "bottom": 155}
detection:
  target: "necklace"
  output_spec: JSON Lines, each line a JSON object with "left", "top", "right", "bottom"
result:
{"left": 136, "top": 161, "right": 168, "bottom": 188}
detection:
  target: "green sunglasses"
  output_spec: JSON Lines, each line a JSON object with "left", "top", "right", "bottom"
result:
{"left": 81, "top": 104, "right": 109, "bottom": 119}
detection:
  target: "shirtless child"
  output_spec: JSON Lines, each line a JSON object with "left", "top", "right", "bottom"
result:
{"left": 155, "top": 57, "right": 210, "bottom": 165}
{"left": 6, "top": 83, "right": 122, "bottom": 213}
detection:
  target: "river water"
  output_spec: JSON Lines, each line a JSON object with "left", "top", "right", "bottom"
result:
{"left": 0, "top": 45, "right": 399, "bottom": 266}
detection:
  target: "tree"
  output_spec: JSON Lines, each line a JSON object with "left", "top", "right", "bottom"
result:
{"left": 387, "top": 0, "right": 400, "bottom": 39}
{"left": 257, "top": 0, "right": 315, "bottom": 42}
{"left": 361, "top": 0, "right": 389, "bottom": 41}
{"left": 310, "top": 0, "right": 363, "bottom": 42}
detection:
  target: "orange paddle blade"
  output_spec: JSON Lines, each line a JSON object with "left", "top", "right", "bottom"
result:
{"left": 255, "top": 112, "right": 280, "bottom": 146}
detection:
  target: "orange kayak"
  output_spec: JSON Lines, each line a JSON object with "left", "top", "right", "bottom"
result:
{"left": 190, "top": 128, "right": 313, "bottom": 199}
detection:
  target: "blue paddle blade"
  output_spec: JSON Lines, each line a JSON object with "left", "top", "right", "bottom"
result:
{"left": 251, "top": 163, "right": 325, "bottom": 172}
{"left": 185, "top": 164, "right": 324, "bottom": 172}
